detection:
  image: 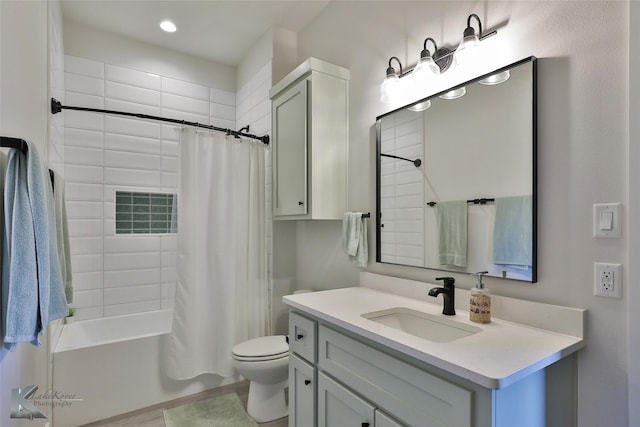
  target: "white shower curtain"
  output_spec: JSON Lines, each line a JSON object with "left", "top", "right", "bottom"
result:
{"left": 165, "top": 128, "right": 270, "bottom": 380}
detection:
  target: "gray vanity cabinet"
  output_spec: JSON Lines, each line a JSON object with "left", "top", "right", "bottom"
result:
{"left": 270, "top": 58, "right": 349, "bottom": 220}
{"left": 288, "top": 308, "right": 577, "bottom": 427}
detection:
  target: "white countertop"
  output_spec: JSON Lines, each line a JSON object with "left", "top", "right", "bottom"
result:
{"left": 283, "top": 287, "right": 585, "bottom": 390}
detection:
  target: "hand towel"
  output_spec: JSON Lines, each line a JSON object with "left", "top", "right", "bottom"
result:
{"left": 2, "top": 143, "right": 68, "bottom": 350}
{"left": 342, "top": 212, "right": 368, "bottom": 267}
{"left": 52, "top": 170, "right": 73, "bottom": 302}
{"left": 436, "top": 200, "right": 468, "bottom": 267}
{"left": 493, "top": 195, "right": 533, "bottom": 268}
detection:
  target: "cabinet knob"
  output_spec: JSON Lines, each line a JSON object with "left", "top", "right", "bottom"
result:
{"left": 304, "top": 379, "right": 311, "bottom": 386}
{"left": 361, "top": 423, "right": 370, "bottom": 427}
{"left": 296, "top": 334, "right": 304, "bottom": 340}
{"left": 298, "top": 201, "right": 304, "bottom": 205}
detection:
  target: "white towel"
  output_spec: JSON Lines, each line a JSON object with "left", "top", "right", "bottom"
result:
{"left": 342, "top": 212, "right": 368, "bottom": 267}
{"left": 52, "top": 170, "right": 73, "bottom": 302}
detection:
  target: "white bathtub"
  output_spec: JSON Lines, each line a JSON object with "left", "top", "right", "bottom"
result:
{"left": 54, "top": 309, "right": 173, "bottom": 353}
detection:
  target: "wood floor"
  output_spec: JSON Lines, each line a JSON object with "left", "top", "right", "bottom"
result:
{"left": 80, "top": 380, "right": 288, "bottom": 427}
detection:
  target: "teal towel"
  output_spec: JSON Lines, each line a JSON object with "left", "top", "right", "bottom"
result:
{"left": 342, "top": 212, "right": 368, "bottom": 267}
{"left": 493, "top": 195, "right": 533, "bottom": 268}
{"left": 2, "top": 143, "right": 68, "bottom": 350}
{"left": 436, "top": 201, "right": 468, "bottom": 267}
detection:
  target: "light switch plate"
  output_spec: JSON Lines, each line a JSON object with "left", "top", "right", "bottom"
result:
{"left": 593, "top": 203, "right": 621, "bottom": 238}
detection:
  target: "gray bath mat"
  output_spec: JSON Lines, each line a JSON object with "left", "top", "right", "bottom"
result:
{"left": 163, "top": 392, "right": 258, "bottom": 427}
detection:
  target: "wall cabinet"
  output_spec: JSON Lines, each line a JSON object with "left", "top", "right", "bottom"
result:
{"left": 270, "top": 58, "right": 349, "bottom": 220}
{"left": 288, "top": 309, "right": 577, "bottom": 427}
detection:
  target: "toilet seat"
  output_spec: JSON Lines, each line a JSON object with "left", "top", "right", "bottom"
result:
{"left": 232, "top": 335, "right": 289, "bottom": 362}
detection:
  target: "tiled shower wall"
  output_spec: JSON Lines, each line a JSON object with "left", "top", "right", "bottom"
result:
{"left": 64, "top": 55, "right": 236, "bottom": 320}
{"left": 379, "top": 109, "right": 425, "bottom": 267}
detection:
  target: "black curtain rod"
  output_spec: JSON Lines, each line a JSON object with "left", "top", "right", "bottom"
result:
{"left": 51, "top": 98, "right": 270, "bottom": 145}
{"left": 427, "top": 198, "right": 495, "bottom": 207}
{"left": 380, "top": 153, "right": 421, "bottom": 168}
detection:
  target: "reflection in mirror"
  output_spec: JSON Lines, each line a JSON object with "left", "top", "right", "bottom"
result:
{"left": 376, "top": 57, "right": 536, "bottom": 282}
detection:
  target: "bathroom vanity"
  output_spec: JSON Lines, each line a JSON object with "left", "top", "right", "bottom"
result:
{"left": 283, "top": 275, "right": 585, "bottom": 427}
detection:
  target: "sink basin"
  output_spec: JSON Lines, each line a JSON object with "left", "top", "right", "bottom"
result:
{"left": 361, "top": 307, "right": 482, "bottom": 343}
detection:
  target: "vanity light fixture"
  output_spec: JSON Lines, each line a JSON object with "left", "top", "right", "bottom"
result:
{"left": 412, "top": 38, "right": 441, "bottom": 87}
{"left": 380, "top": 57, "right": 404, "bottom": 103}
{"left": 408, "top": 100, "right": 432, "bottom": 112}
{"left": 479, "top": 69, "right": 510, "bottom": 85}
{"left": 159, "top": 19, "right": 177, "bottom": 33}
{"left": 380, "top": 13, "right": 498, "bottom": 105}
{"left": 439, "top": 87, "right": 466, "bottom": 100}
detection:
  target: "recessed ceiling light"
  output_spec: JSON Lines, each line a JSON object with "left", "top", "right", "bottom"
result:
{"left": 160, "top": 20, "right": 177, "bottom": 33}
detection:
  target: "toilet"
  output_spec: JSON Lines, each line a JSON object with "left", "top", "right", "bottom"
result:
{"left": 232, "top": 335, "right": 289, "bottom": 422}
{"left": 231, "top": 290, "right": 312, "bottom": 422}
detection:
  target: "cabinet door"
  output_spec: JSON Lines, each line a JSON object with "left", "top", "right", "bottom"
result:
{"left": 289, "top": 354, "right": 316, "bottom": 427}
{"left": 375, "top": 410, "right": 404, "bottom": 427}
{"left": 273, "top": 79, "right": 308, "bottom": 217}
{"left": 318, "top": 372, "right": 375, "bottom": 427}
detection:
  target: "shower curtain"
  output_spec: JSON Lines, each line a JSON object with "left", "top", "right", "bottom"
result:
{"left": 165, "top": 128, "right": 270, "bottom": 380}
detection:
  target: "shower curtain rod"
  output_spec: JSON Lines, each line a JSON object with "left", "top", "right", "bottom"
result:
{"left": 50, "top": 98, "right": 270, "bottom": 145}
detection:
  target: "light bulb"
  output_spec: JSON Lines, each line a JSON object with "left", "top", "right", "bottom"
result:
{"left": 439, "top": 86, "right": 466, "bottom": 100}
{"left": 412, "top": 56, "right": 440, "bottom": 88}
{"left": 160, "top": 20, "right": 177, "bottom": 33}
{"left": 408, "top": 100, "right": 431, "bottom": 112}
{"left": 479, "top": 70, "right": 510, "bottom": 85}
{"left": 380, "top": 74, "right": 401, "bottom": 103}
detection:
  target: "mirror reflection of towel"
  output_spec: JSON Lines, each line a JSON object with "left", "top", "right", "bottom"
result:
{"left": 436, "top": 201, "right": 468, "bottom": 268}
{"left": 493, "top": 195, "right": 532, "bottom": 268}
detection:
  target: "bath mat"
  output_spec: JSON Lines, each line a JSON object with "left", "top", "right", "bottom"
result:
{"left": 163, "top": 392, "right": 258, "bottom": 427}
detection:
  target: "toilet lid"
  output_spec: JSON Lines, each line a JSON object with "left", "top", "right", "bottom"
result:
{"left": 232, "top": 335, "right": 289, "bottom": 360}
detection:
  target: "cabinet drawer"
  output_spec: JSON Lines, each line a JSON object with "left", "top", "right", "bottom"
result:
{"left": 290, "top": 354, "right": 316, "bottom": 427}
{"left": 289, "top": 312, "right": 317, "bottom": 363}
{"left": 318, "top": 325, "right": 472, "bottom": 427}
{"left": 318, "top": 372, "right": 375, "bottom": 427}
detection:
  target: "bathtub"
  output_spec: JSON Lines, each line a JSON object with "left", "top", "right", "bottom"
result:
{"left": 52, "top": 309, "right": 238, "bottom": 426}
{"left": 54, "top": 309, "right": 173, "bottom": 353}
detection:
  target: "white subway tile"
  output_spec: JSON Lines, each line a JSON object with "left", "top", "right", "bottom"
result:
{"left": 65, "top": 164, "right": 103, "bottom": 184}
{"left": 104, "top": 219, "right": 115, "bottom": 236}
{"left": 104, "top": 201, "right": 114, "bottom": 220}
{"left": 105, "top": 98, "right": 162, "bottom": 117}
{"left": 73, "top": 289, "right": 104, "bottom": 308}
{"left": 65, "top": 146, "right": 103, "bottom": 166}
{"left": 210, "top": 87, "right": 235, "bottom": 106}
{"left": 161, "top": 298, "right": 175, "bottom": 310}
{"left": 161, "top": 140, "right": 178, "bottom": 156}
{"left": 65, "top": 91, "right": 104, "bottom": 110}
{"left": 210, "top": 117, "right": 235, "bottom": 130}
{"left": 104, "top": 268, "right": 161, "bottom": 288}
{"left": 161, "top": 125, "right": 181, "bottom": 142}
{"left": 160, "top": 235, "right": 177, "bottom": 252}
{"left": 70, "top": 236, "right": 103, "bottom": 255}
{"left": 72, "top": 271, "right": 103, "bottom": 291}
{"left": 104, "top": 300, "right": 161, "bottom": 317}
{"left": 235, "top": 84, "right": 250, "bottom": 106}
{"left": 104, "top": 236, "right": 161, "bottom": 253}
{"left": 105, "top": 64, "right": 161, "bottom": 90}
{"left": 65, "top": 55, "right": 104, "bottom": 79}
{"left": 251, "top": 100, "right": 271, "bottom": 123}
{"left": 104, "top": 167, "right": 161, "bottom": 187}
{"left": 68, "top": 219, "right": 103, "bottom": 237}
{"left": 64, "top": 110, "right": 104, "bottom": 132}
{"left": 65, "top": 183, "right": 103, "bottom": 202}
{"left": 236, "top": 111, "right": 250, "bottom": 131}
{"left": 104, "top": 150, "right": 161, "bottom": 171}
{"left": 161, "top": 266, "right": 176, "bottom": 283}
{"left": 161, "top": 282, "right": 176, "bottom": 299}
{"left": 105, "top": 81, "right": 161, "bottom": 106}
{"left": 162, "top": 93, "right": 209, "bottom": 116}
{"left": 210, "top": 102, "right": 235, "bottom": 121}
{"left": 71, "top": 253, "right": 103, "bottom": 273}
{"left": 162, "top": 77, "right": 209, "bottom": 101}
{"left": 161, "top": 172, "right": 177, "bottom": 189}
{"left": 65, "top": 73, "right": 104, "bottom": 96}
{"left": 105, "top": 116, "right": 161, "bottom": 139}
{"left": 104, "top": 252, "right": 160, "bottom": 271}
{"left": 251, "top": 80, "right": 270, "bottom": 109}
{"left": 161, "top": 251, "right": 176, "bottom": 267}
{"left": 104, "top": 284, "right": 161, "bottom": 305}
{"left": 105, "top": 133, "right": 162, "bottom": 155}
{"left": 66, "top": 201, "right": 103, "bottom": 219}
{"left": 252, "top": 114, "right": 271, "bottom": 136}
{"left": 161, "top": 156, "right": 177, "bottom": 172}
{"left": 236, "top": 98, "right": 250, "bottom": 121}
{"left": 74, "top": 307, "right": 103, "bottom": 321}
{"left": 65, "top": 128, "right": 104, "bottom": 149}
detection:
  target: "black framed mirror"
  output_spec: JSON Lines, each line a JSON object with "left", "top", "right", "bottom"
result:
{"left": 376, "top": 57, "right": 537, "bottom": 282}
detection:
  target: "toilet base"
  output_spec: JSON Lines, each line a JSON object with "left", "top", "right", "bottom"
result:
{"left": 246, "top": 379, "right": 288, "bottom": 423}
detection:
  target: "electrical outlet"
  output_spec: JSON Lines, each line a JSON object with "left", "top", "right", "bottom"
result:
{"left": 594, "top": 263, "right": 622, "bottom": 298}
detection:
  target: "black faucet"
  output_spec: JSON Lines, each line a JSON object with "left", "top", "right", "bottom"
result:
{"left": 428, "top": 277, "right": 456, "bottom": 315}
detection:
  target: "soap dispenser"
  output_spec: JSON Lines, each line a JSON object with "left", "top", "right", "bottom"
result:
{"left": 470, "top": 271, "right": 491, "bottom": 323}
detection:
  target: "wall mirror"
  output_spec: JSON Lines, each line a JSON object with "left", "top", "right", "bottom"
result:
{"left": 376, "top": 57, "right": 537, "bottom": 282}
